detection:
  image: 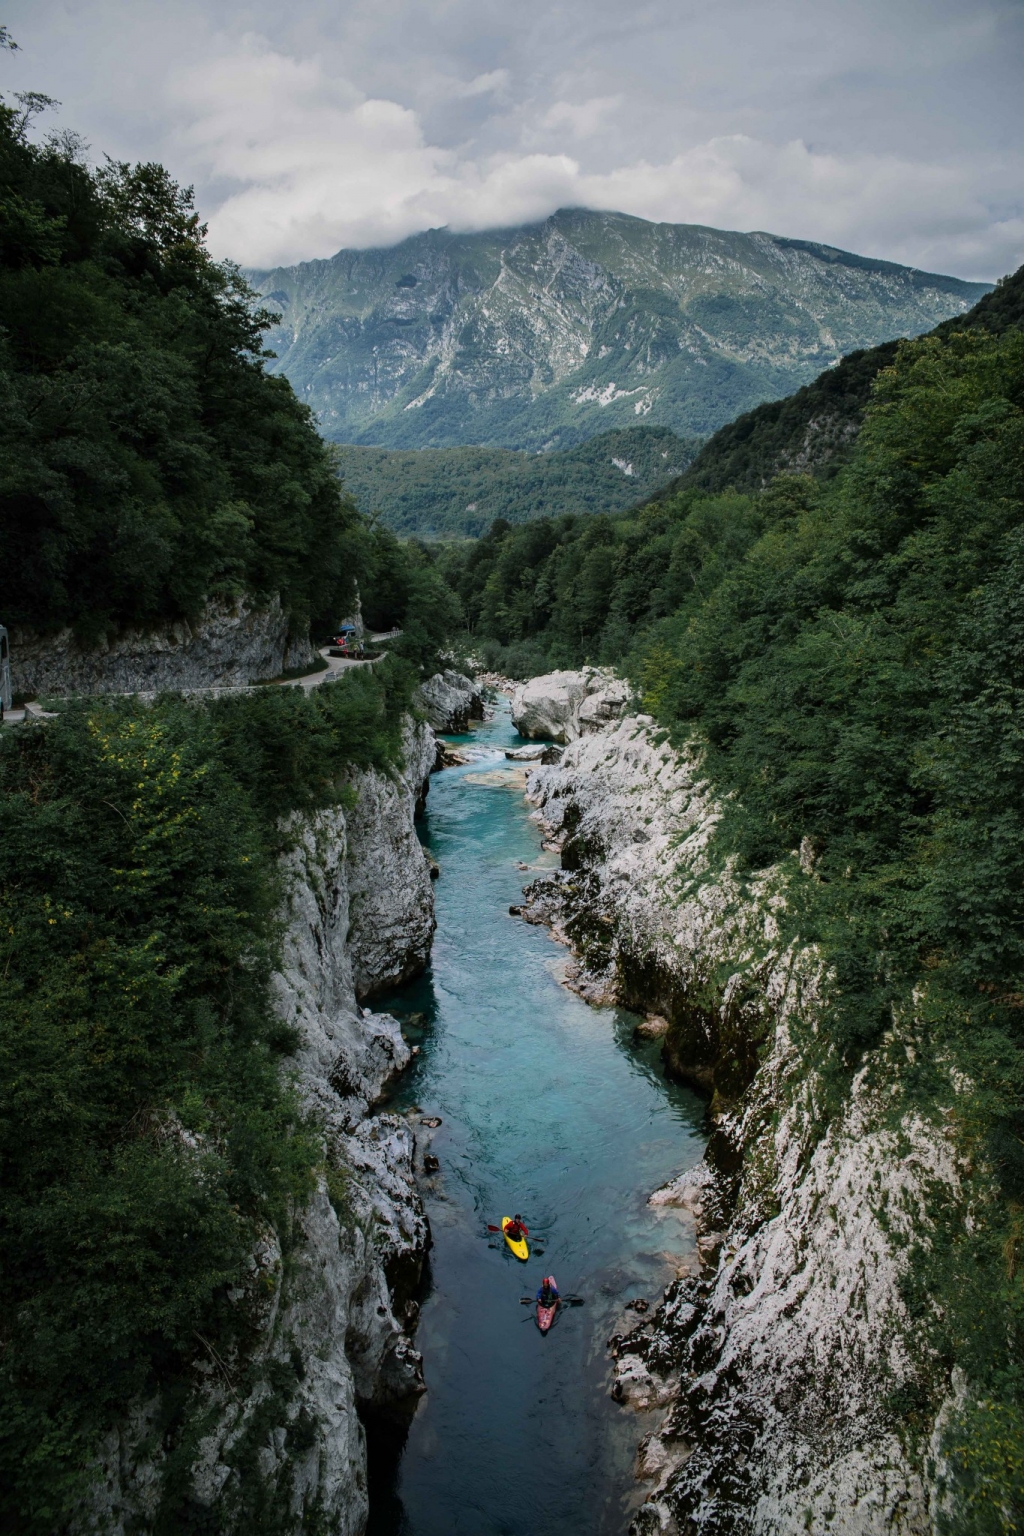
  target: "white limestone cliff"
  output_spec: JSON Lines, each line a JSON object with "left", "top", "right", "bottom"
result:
{"left": 83, "top": 719, "right": 438, "bottom": 1535}
{"left": 519, "top": 696, "right": 968, "bottom": 1536}
{"left": 414, "top": 669, "right": 485, "bottom": 733}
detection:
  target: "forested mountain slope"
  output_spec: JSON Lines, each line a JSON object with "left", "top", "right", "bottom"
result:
{"left": 0, "top": 114, "right": 356, "bottom": 644}
{"left": 664, "top": 262, "right": 1024, "bottom": 496}
{"left": 252, "top": 209, "right": 988, "bottom": 452}
{"left": 0, "top": 99, "right": 457, "bottom": 666}
{"left": 334, "top": 425, "right": 698, "bottom": 537}
{"left": 440, "top": 265, "right": 1024, "bottom": 679}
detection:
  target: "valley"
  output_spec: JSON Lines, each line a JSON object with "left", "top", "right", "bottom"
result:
{"left": 367, "top": 701, "right": 706, "bottom": 1536}
{"left": 333, "top": 426, "right": 697, "bottom": 538}
{"left": 3, "top": 74, "right": 1024, "bottom": 1536}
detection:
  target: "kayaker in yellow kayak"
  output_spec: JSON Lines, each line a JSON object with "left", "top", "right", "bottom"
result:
{"left": 487, "top": 1213, "right": 531, "bottom": 1258}
{"left": 489, "top": 1214, "right": 530, "bottom": 1259}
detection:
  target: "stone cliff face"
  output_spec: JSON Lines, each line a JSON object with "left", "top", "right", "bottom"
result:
{"left": 520, "top": 697, "right": 965, "bottom": 1535}
{"left": 345, "top": 720, "right": 438, "bottom": 999}
{"left": 10, "top": 595, "right": 315, "bottom": 698}
{"left": 85, "top": 719, "right": 438, "bottom": 1535}
{"left": 415, "top": 669, "right": 485, "bottom": 734}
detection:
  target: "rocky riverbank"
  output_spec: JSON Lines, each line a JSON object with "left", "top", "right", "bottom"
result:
{"left": 83, "top": 715, "right": 441, "bottom": 1534}
{"left": 510, "top": 666, "right": 633, "bottom": 743}
{"left": 517, "top": 675, "right": 966, "bottom": 1536}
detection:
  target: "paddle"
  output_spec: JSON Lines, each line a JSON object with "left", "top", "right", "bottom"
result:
{"left": 519, "top": 1296, "right": 585, "bottom": 1306}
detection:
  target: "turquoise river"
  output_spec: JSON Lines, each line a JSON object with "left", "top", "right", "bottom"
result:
{"left": 370, "top": 701, "right": 706, "bottom": 1535}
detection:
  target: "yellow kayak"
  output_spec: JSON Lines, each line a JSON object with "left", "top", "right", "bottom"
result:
{"left": 502, "top": 1217, "right": 529, "bottom": 1261}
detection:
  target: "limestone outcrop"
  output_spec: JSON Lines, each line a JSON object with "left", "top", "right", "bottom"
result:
{"left": 519, "top": 690, "right": 966, "bottom": 1536}
{"left": 415, "top": 669, "right": 485, "bottom": 733}
{"left": 84, "top": 721, "right": 437, "bottom": 1534}
{"left": 346, "top": 720, "right": 438, "bottom": 998}
{"left": 510, "top": 667, "right": 633, "bottom": 743}
{"left": 9, "top": 595, "right": 315, "bottom": 698}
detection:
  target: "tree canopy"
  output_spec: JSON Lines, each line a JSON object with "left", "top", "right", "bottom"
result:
{"left": 0, "top": 100, "right": 360, "bottom": 642}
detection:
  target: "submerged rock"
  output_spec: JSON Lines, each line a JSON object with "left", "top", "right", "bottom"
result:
{"left": 634, "top": 1014, "right": 670, "bottom": 1040}
{"left": 437, "top": 744, "right": 471, "bottom": 768}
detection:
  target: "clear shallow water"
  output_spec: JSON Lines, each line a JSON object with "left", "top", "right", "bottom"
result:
{"left": 369, "top": 702, "right": 706, "bottom": 1536}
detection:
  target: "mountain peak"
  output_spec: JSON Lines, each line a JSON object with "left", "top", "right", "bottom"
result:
{"left": 255, "top": 210, "right": 991, "bottom": 452}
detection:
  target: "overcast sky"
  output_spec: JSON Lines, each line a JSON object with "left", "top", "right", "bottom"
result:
{"left": 5, "top": 0, "right": 1022, "bottom": 278}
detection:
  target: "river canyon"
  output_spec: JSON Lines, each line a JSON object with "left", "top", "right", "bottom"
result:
{"left": 5, "top": 69, "right": 1018, "bottom": 1528}
{"left": 370, "top": 700, "right": 706, "bottom": 1535}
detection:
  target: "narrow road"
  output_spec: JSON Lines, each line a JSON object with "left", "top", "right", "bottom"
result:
{"left": 1, "top": 632, "right": 403, "bottom": 722}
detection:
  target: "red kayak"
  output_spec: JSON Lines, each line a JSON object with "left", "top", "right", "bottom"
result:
{"left": 536, "top": 1275, "right": 559, "bottom": 1333}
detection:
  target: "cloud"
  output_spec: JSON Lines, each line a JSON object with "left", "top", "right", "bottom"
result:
{"left": 453, "top": 69, "right": 510, "bottom": 99}
{"left": 171, "top": 38, "right": 1022, "bottom": 278}
{"left": 6, "top": 0, "right": 1023, "bottom": 279}
{"left": 573, "top": 137, "right": 1024, "bottom": 279}
{"left": 538, "top": 96, "right": 622, "bottom": 141}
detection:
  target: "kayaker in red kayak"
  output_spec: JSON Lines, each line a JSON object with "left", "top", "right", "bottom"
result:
{"left": 536, "top": 1276, "right": 559, "bottom": 1307}
{"left": 505, "top": 1214, "right": 529, "bottom": 1241}
{"left": 535, "top": 1274, "right": 560, "bottom": 1333}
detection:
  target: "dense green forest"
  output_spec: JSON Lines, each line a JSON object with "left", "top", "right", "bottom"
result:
{"left": 334, "top": 426, "right": 698, "bottom": 538}
{"left": 441, "top": 275, "right": 1024, "bottom": 1523}
{"left": 0, "top": 89, "right": 454, "bottom": 652}
{"left": 0, "top": 665, "right": 424, "bottom": 1533}
{"left": 0, "top": 100, "right": 337, "bottom": 640}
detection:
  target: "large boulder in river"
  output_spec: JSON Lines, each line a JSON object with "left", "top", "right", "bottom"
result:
{"left": 510, "top": 668, "right": 634, "bottom": 743}
{"left": 416, "top": 670, "right": 485, "bottom": 733}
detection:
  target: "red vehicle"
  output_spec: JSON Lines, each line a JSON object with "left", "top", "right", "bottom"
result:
{"left": 330, "top": 624, "right": 363, "bottom": 657}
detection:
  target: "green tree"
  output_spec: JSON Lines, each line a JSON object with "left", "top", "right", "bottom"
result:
{"left": 0, "top": 102, "right": 361, "bottom": 642}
